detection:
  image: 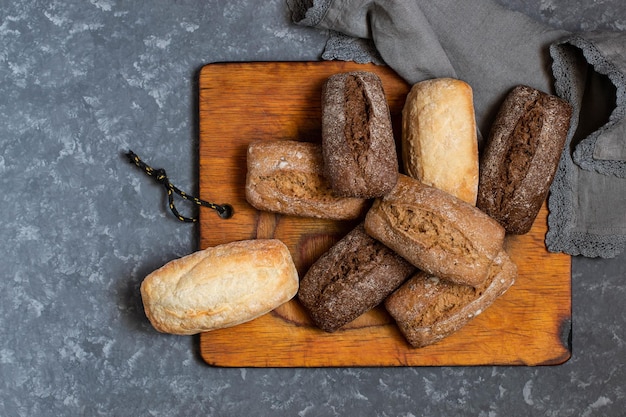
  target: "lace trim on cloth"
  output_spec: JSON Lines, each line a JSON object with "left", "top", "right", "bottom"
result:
{"left": 287, "top": 0, "right": 332, "bottom": 28}
{"left": 322, "top": 31, "right": 384, "bottom": 65}
{"left": 547, "top": 39, "right": 626, "bottom": 258}
{"left": 566, "top": 35, "right": 626, "bottom": 177}
{"left": 288, "top": 0, "right": 384, "bottom": 65}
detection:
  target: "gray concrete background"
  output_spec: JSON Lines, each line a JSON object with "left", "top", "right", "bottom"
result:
{"left": 1, "top": 1, "right": 625, "bottom": 416}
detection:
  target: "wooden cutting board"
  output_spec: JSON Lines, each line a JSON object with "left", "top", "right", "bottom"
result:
{"left": 197, "top": 61, "right": 571, "bottom": 367}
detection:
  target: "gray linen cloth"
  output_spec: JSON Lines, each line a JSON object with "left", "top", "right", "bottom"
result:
{"left": 288, "top": 0, "right": 626, "bottom": 258}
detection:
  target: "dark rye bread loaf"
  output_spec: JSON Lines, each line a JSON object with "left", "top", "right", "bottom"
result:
{"left": 477, "top": 85, "right": 572, "bottom": 234}
{"left": 321, "top": 71, "right": 399, "bottom": 198}
{"left": 298, "top": 224, "right": 415, "bottom": 332}
{"left": 364, "top": 174, "right": 505, "bottom": 287}
{"left": 385, "top": 250, "right": 517, "bottom": 348}
{"left": 245, "top": 140, "right": 368, "bottom": 220}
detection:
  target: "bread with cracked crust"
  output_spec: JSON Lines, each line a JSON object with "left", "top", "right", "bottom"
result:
{"left": 140, "top": 239, "right": 299, "bottom": 335}
{"left": 402, "top": 78, "right": 479, "bottom": 205}
{"left": 364, "top": 174, "right": 505, "bottom": 287}
{"left": 385, "top": 250, "right": 517, "bottom": 348}
{"left": 321, "top": 71, "right": 399, "bottom": 198}
{"left": 477, "top": 85, "right": 572, "bottom": 234}
{"left": 245, "top": 140, "right": 368, "bottom": 220}
{"left": 298, "top": 224, "right": 415, "bottom": 332}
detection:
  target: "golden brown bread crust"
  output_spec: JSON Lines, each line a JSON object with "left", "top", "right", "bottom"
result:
{"left": 402, "top": 78, "right": 479, "bottom": 205}
{"left": 140, "top": 239, "right": 299, "bottom": 335}
{"left": 245, "top": 140, "right": 368, "bottom": 220}
{"left": 477, "top": 85, "right": 572, "bottom": 234}
{"left": 322, "top": 71, "right": 399, "bottom": 198}
{"left": 298, "top": 224, "right": 415, "bottom": 332}
{"left": 385, "top": 250, "right": 517, "bottom": 348}
{"left": 364, "top": 174, "right": 505, "bottom": 287}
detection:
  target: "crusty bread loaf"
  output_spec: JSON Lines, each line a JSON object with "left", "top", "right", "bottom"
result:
{"left": 140, "top": 239, "right": 299, "bottom": 335}
{"left": 364, "top": 174, "right": 505, "bottom": 287}
{"left": 385, "top": 250, "right": 517, "bottom": 348}
{"left": 245, "top": 140, "right": 368, "bottom": 220}
{"left": 402, "top": 78, "right": 479, "bottom": 204}
{"left": 298, "top": 224, "right": 415, "bottom": 332}
{"left": 477, "top": 85, "right": 572, "bottom": 234}
{"left": 322, "top": 71, "right": 399, "bottom": 198}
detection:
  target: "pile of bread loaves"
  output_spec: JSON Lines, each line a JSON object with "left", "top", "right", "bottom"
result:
{"left": 141, "top": 71, "right": 572, "bottom": 348}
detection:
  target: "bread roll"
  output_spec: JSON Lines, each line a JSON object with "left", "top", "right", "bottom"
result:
{"left": 140, "top": 239, "right": 298, "bottom": 335}
{"left": 402, "top": 78, "right": 478, "bottom": 204}
{"left": 385, "top": 250, "right": 517, "bottom": 348}
{"left": 364, "top": 174, "right": 505, "bottom": 287}
{"left": 298, "top": 224, "right": 415, "bottom": 332}
{"left": 322, "top": 71, "right": 399, "bottom": 198}
{"left": 245, "top": 140, "right": 368, "bottom": 220}
{"left": 477, "top": 85, "right": 572, "bottom": 234}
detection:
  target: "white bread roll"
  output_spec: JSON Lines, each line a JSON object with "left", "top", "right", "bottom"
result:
{"left": 402, "top": 78, "right": 479, "bottom": 205}
{"left": 140, "top": 239, "right": 299, "bottom": 335}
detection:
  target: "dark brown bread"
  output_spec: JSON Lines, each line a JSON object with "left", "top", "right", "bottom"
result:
{"left": 321, "top": 71, "right": 399, "bottom": 198}
{"left": 477, "top": 85, "right": 572, "bottom": 234}
{"left": 298, "top": 224, "right": 415, "bottom": 332}
{"left": 245, "top": 140, "right": 369, "bottom": 220}
{"left": 364, "top": 174, "right": 505, "bottom": 287}
{"left": 385, "top": 250, "right": 517, "bottom": 348}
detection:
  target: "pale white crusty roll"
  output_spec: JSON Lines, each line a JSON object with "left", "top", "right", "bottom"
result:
{"left": 364, "top": 174, "right": 505, "bottom": 287}
{"left": 140, "top": 239, "right": 299, "bottom": 335}
{"left": 245, "top": 140, "right": 368, "bottom": 220}
{"left": 402, "top": 78, "right": 479, "bottom": 205}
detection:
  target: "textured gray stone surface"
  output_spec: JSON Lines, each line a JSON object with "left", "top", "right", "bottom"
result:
{"left": 1, "top": 1, "right": 625, "bottom": 416}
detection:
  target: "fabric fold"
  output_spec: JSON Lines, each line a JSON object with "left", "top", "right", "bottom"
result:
{"left": 560, "top": 33, "right": 626, "bottom": 177}
{"left": 548, "top": 39, "right": 626, "bottom": 257}
{"left": 289, "top": 0, "right": 626, "bottom": 258}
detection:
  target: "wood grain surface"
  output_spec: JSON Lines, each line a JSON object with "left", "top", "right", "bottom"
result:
{"left": 197, "top": 61, "right": 571, "bottom": 367}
